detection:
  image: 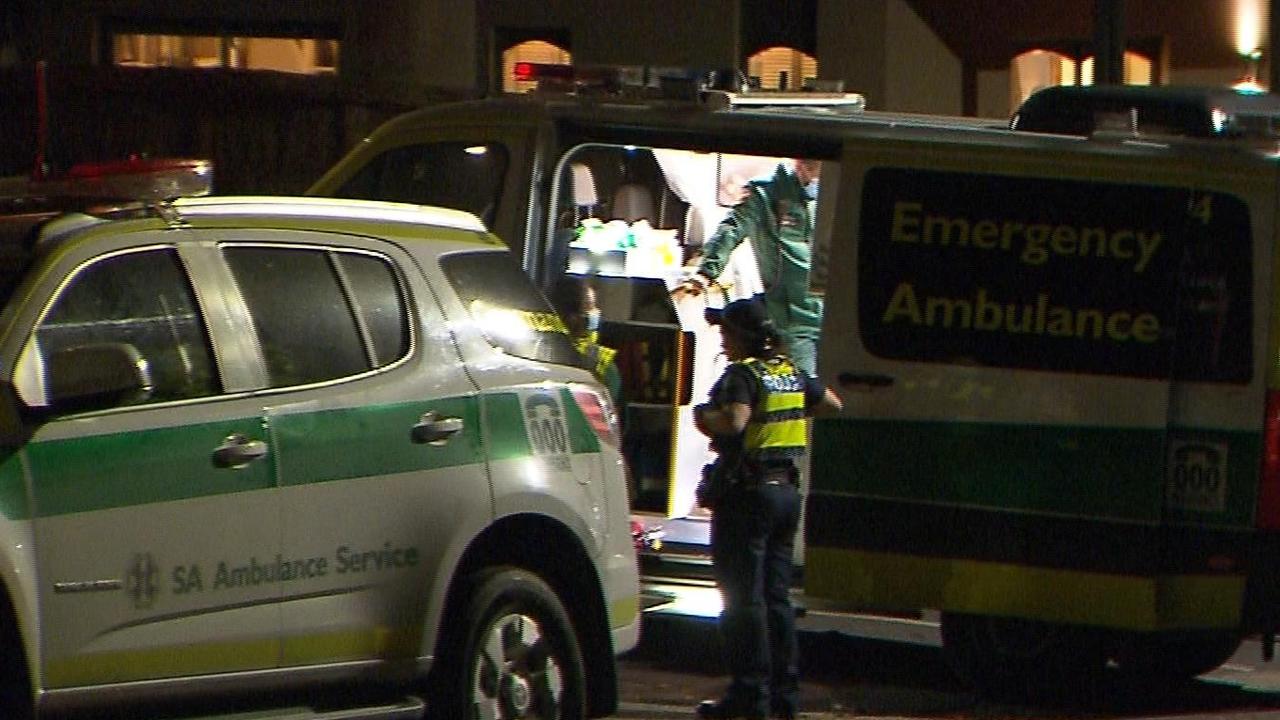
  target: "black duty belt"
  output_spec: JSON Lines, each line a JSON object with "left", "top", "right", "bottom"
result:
{"left": 741, "top": 465, "right": 797, "bottom": 487}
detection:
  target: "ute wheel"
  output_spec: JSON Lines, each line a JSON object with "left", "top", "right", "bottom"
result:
{"left": 1110, "top": 630, "right": 1242, "bottom": 683}
{"left": 940, "top": 612, "right": 1107, "bottom": 694}
{"left": 431, "top": 566, "right": 586, "bottom": 720}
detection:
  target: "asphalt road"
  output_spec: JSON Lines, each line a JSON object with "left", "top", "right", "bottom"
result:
{"left": 614, "top": 611, "right": 1280, "bottom": 720}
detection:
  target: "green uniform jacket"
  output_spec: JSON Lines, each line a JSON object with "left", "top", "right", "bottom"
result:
{"left": 696, "top": 165, "right": 824, "bottom": 347}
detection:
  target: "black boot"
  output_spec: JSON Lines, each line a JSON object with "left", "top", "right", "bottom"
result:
{"left": 769, "top": 695, "right": 798, "bottom": 719}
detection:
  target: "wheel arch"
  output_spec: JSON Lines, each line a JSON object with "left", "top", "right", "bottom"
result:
{"left": 0, "top": 521, "right": 37, "bottom": 705}
{"left": 436, "top": 512, "right": 618, "bottom": 717}
{"left": 0, "top": 568, "right": 35, "bottom": 718}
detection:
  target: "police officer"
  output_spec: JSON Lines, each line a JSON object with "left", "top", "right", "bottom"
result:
{"left": 674, "top": 158, "right": 824, "bottom": 376}
{"left": 693, "top": 298, "right": 842, "bottom": 720}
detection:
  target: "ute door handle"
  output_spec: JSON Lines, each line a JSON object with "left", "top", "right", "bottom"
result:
{"left": 212, "top": 433, "right": 269, "bottom": 469}
{"left": 412, "top": 411, "right": 464, "bottom": 445}
{"left": 837, "top": 371, "right": 895, "bottom": 389}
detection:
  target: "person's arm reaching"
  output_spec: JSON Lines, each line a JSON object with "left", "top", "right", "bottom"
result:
{"left": 672, "top": 188, "right": 763, "bottom": 298}
{"left": 804, "top": 376, "right": 843, "bottom": 417}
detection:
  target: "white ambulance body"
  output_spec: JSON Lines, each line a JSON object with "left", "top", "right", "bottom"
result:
{"left": 311, "top": 71, "right": 1280, "bottom": 686}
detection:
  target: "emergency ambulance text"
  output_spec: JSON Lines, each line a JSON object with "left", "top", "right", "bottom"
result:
{"left": 881, "top": 283, "right": 1160, "bottom": 343}
{"left": 890, "top": 201, "right": 1163, "bottom": 274}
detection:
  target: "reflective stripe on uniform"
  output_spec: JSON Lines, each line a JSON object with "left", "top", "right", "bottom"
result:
{"left": 740, "top": 357, "right": 807, "bottom": 462}
{"left": 573, "top": 333, "right": 617, "bottom": 383}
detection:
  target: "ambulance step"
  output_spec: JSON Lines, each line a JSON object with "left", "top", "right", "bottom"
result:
{"left": 190, "top": 697, "right": 424, "bottom": 720}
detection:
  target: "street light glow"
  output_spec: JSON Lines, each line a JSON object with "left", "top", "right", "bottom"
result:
{"left": 1235, "top": 0, "right": 1266, "bottom": 58}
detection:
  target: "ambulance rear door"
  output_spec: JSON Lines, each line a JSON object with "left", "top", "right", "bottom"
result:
{"left": 807, "top": 137, "right": 1200, "bottom": 631}
{"left": 1158, "top": 160, "right": 1272, "bottom": 632}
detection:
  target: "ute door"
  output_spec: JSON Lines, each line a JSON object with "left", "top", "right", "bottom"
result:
{"left": 213, "top": 234, "right": 489, "bottom": 667}
{"left": 18, "top": 240, "right": 282, "bottom": 688}
{"left": 807, "top": 144, "right": 1187, "bottom": 630}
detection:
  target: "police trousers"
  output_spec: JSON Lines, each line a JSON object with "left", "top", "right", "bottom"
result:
{"left": 709, "top": 476, "right": 801, "bottom": 715}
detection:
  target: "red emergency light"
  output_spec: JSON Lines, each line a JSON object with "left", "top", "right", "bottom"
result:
{"left": 514, "top": 62, "right": 575, "bottom": 83}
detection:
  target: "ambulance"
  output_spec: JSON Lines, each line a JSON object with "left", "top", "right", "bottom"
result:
{"left": 311, "top": 64, "right": 1280, "bottom": 688}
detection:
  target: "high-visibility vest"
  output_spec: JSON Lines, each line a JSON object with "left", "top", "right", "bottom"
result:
{"left": 573, "top": 332, "right": 617, "bottom": 383}
{"left": 739, "top": 356, "right": 807, "bottom": 463}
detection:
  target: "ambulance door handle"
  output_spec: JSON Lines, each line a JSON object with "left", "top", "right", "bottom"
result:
{"left": 212, "top": 433, "right": 269, "bottom": 469}
{"left": 837, "top": 372, "right": 895, "bottom": 389}
{"left": 412, "top": 411, "right": 464, "bottom": 445}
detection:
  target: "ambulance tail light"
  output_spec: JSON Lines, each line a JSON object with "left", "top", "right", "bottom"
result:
{"left": 1258, "top": 390, "right": 1280, "bottom": 529}
{"left": 571, "top": 385, "right": 620, "bottom": 449}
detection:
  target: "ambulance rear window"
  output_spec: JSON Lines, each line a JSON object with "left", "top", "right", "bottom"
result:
{"left": 441, "top": 250, "right": 581, "bottom": 367}
{"left": 334, "top": 141, "right": 508, "bottom": 228}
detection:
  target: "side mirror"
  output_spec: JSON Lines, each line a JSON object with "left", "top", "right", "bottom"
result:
{"left": 46, "top": 342, "right": 153, "bottom": 412}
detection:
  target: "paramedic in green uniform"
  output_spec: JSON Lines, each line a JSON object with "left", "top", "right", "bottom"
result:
{"left": 675, "top": 158, "right": 824, "bottom": 376}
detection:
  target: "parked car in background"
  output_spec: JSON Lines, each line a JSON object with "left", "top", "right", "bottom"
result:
{"left": 1009, "top": 83, "right": 1280, "bottom": 138}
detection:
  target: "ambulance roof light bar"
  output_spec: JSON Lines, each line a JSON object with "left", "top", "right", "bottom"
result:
{"left": 512, "top": 62, "right": 865, "bottom": 113}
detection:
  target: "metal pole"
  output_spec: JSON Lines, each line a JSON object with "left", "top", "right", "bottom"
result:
{"left": 1271, "top": 0, "right": 1279, "bottom": 90}
{"left": 34, "top": 59, "right": 47, "bottom": 180}
{"left": 1094, "top": 0, "right": 1125, "bottom": 85}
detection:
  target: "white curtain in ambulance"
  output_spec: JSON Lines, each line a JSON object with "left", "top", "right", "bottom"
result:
{"left": 651, "top": 149, "right": 770, "bottom": 300}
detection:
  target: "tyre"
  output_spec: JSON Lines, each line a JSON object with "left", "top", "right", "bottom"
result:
{"left": 940, "top": 612, "right": 1107, "bottom": 694}
{"left": 431, "top": 566, "right": 586, "bottom": 720}
{"left": 0, "top": 642, "right": 32, "bottom": 720}
{"left": 1109, "top": 629, "right": 1242, "bottom": 683}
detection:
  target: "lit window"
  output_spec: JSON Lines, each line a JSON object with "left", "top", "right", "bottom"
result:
{"left": 1011, "top": 49, "right": 1151, "bottom": 108}
{"left": 747, "top": 46, "right": 818, "bottom": 90}
{"left": 503, "top": 40, "right": 572, "bottom": 93}
{"left": 113, "top": 34, "right": 339, "bottom": 75}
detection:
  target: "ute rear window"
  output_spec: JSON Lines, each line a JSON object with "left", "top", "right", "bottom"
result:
{"left": 441, "top": 250, "right": 580, "bottom": 367}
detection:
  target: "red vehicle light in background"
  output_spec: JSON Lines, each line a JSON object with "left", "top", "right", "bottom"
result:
{"left": 514, "top": 62, "right": 576, "bottom": 83}
{"left": 1258, "top": 390, "right": 1280, "bottom": 529}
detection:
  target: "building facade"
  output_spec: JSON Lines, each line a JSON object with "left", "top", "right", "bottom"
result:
{"left": 0, "top": 0, "right": 1270, "bottom": 191}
